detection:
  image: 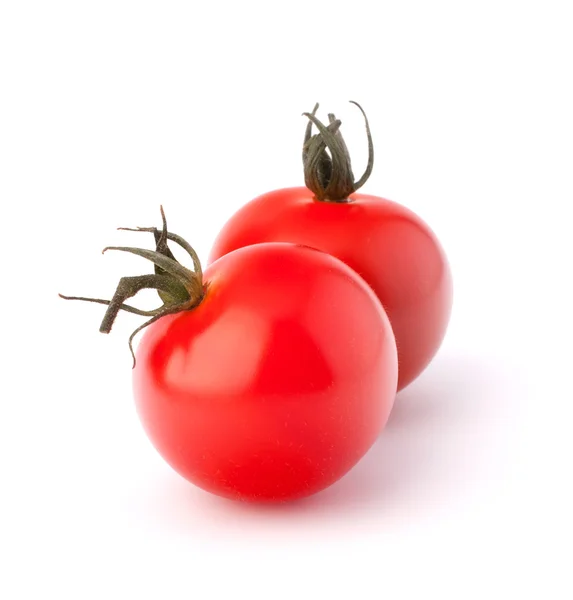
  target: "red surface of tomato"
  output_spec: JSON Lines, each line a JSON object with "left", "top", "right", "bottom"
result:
{"left": 209, "top": 188, "right": 452, "bottom": 391}
{"left": 133, "top": 242, "right": 398, "bottom": 501}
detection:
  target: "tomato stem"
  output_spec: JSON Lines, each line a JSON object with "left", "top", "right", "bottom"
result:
{"left": 302, "top": 101, "right": 373, "bottom": 202}
{"left": 59, "top": 206, "right": 204, "bottom": 367}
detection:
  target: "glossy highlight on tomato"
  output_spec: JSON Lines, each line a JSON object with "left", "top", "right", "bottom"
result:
{"left": 133, "top": 242, "right": 398, "bottom": 501}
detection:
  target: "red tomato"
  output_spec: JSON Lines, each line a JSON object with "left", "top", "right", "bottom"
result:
{"left": 133, "top": 242, "right": 397, "bottom": 502}
{"left": 209, "top": 190, "right": 451, "bottom": 391}
{"left": 209, "top": 103, "right": 452, "bottom": 390}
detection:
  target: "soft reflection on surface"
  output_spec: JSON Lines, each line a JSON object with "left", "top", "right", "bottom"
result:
{"left": 249, "top": 317, "right": 336, "bottom": 395}
{"left": 303, "top": 269, "right": 388, "bottom": 381}
{"left": 165, "top": 306, "right": 269, "bottom": 396}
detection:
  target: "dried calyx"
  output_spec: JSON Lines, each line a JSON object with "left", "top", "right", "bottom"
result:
{"left": 302, "top": 101, "right": 374, "bottom": 203}
{"left": 59, "top": 207, "right": 204, "bottom": 367}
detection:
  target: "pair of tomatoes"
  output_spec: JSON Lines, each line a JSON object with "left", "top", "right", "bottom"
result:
{"left": 63, "top": 103, "right": 452, "bottom": 502}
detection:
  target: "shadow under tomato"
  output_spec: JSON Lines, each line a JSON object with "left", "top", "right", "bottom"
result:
{"left": 290, "top": 351, "right": 515, "bottom": 518}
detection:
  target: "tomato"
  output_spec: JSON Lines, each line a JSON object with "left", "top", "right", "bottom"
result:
{"left": 133, "top": 241, "right": 397, "bottom": 501}
{"left": 62, "top": 209, "right": 398, "bottom": 502}
{"left": 208, "top": 103, "right": 452, "bottom": 390}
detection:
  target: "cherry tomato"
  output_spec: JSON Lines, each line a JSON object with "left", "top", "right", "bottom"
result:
{"left": 208, "top": 104, "right": 452, "bottom": 390}
{"left": 133, "top": 242, "right": 398, "bottom": 501}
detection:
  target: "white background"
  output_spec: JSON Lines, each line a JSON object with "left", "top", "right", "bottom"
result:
{"left": 1, "top": 1, "right": 572, "bottom": 598}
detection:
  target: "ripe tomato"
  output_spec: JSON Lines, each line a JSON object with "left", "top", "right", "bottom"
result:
{"left": 208, "top": 103, "right": 452, "bottom": 390}
{"left": 133, "top": 242, "right": 398, "bottom": 501}
{"left": 61, "top": 209, "right": 397, "bottom": 501}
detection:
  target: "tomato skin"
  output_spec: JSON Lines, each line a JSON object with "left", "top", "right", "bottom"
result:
{"left": 133, "top": 242, "right": 397, "bottom": 502}
{"left": 208, "top": 188, "right": 452, "bottom": 391}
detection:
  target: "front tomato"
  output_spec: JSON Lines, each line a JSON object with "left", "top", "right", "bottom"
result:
{"left": 133, "top": 242, "right": 397, "bottom": 501}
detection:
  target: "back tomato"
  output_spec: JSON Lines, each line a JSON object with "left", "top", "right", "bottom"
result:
{"left": 209, "top": 188, "right": 452, "bottom": 391}
{"left": 133, "top": 242, "right": 397, "bottom": 502}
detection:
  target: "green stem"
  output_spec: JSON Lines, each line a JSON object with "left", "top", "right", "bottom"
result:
{"left": 59, "top": 206, "right": 204, "bottom": 368}
{"left": 302, "top": 101, "right": 374, "bottom": 202}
